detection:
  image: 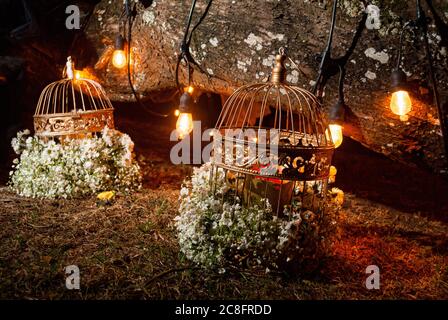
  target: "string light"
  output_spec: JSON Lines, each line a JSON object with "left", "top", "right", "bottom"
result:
{"left": 327, "top": 64, "right": 347, "bottom": 149}
{"left": 328, "top": 123, "right": 343, "bottom": 148}
{"left": 176, "top": 89, "right": 194, "bottom": 138}
{"left": 328, "top": 98, "right": 345, "bottom": 149}
{"left": 311, "top": 0, "right": 364, "bottom": 149}
{"left": 112, "top": 35, "right": 127, "bottom": 69}
{"left": 390, "top": 90, "right": 412, "bottom": 116}
{"left": 389, "top": 69, "right": 411, "bottom": 117}
{"left": 173, "top": 0, "right": 213, "bottom": 138}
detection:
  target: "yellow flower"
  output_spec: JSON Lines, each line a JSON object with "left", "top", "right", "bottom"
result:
{"left": 97, "top": 191, "right": 116, "bottom": 202}
{"left": 330, "top": 187, "right": 344, "bottom": 206}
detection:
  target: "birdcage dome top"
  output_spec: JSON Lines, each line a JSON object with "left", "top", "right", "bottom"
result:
{"left": 213, "top": 49, "right": 335, "bottom": 181}
{"left": 33, "top": 57, "right": 114, "bottom": 138}
{"left": 216, "top": 51, "right": 333, "bottom": 149}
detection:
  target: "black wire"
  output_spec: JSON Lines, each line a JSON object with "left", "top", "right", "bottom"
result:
{"left": 125, "top": 0, "right": 169, "bottom": 118}
{"left": 175, "top": 0, "right": 214, "bottom": 92}
{"left": 337, "top": 64, "right": 345, "bottom": 103}
{"left": 187, "top": 0, "right": 213, "bottom": 47}
{"left": 182, "top": 0, "right": 198, "bottom": 46}
{"left": 396, "top": 21, "right": 412, "bottom": 70}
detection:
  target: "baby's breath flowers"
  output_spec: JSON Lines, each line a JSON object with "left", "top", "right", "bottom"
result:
{"left": 175, "top": 163, "right": 343, "bottom": 271}
{"left": 9, "top": 127, "right": 142, "bottom": 199}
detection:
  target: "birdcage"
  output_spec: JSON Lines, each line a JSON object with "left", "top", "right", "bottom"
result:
{"left": 211, "top": 49, "right": 335, "bottom": 215}
{"left": 33, "top": 56, "right": 114, "bottom": 138}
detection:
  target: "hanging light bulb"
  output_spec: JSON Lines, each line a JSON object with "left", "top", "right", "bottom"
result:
{"left": 112, "top": 35, "right": 127, "bottom": 69}
{"left": 176, "top": 113, "right": 194, "bottom": 139}
{"left": 390, "top": 69, "right": 412, "bottom": 117}
{"left": 390, "top": 90, "right": 412, "bottom": 116}
{"left": 186, "top": 85, "right": 194, "bottom": 94}
{"left": 328, "top": 99, "right": 346, "bottom": 148}
{"left": 176, "top": 89, "right": 194, "bottom": 139}
{"left": 329, "top": 123, "right": 343, "bottom": 148}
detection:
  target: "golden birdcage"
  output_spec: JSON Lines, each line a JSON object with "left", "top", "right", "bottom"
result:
{"left": 211, "top": 49, "right": 335, "bottom": 215}
{"left": 34, "top": 56, "right": 114, "bottom": 138}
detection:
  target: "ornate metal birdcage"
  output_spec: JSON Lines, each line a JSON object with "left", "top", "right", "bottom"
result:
{"left": 211, "top": 49, "right": 335, "bottom": 215}
{"left": 34, "top": 56, "right": 114, "bottom": 138}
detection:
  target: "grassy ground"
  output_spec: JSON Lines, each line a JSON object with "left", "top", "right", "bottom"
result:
{"left": 0, "top": 166, "right": 447, "bottom": 300}
{"left": 1, "top": 105, "right": 447, "bottom": 299}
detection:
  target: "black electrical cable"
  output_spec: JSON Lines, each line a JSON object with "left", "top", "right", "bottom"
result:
{"left": 395, "top": 21, "right": 412, "bottom": 70}
{"left": 124, "top": 0, "right": 169, "bottom": 118}
{"left": 187, "top": 0, "right": 213, "bottom": 47}
{"left": 175, "top": 0, "right": 213, "bottom": 92}
{"left": 416, "top": 0, "right": 448, "bottom": 158}
{"left": 337, "top": 64, "right": 345, "bottom": 104}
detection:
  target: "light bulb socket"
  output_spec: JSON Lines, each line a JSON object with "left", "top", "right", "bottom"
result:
{"left": 390, "top": 69, "right": 408, "bottom": 92}
{"left": 115, "top": 35, "right": 125, "bottom": 50}
{"left": 179, "top": 92, "right": 194, "bottom": 113}
{"left": 329, "top": 99, "right": 346, "bottom": 125}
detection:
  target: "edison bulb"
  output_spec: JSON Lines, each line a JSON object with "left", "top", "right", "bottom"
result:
{"left": 112, "top": 49, "right": 126, "bottom": 69}
{"left": 329, "top": 124, "right": 343, "bottom": 148}
{"left": 390, "top": 90, "right": 412, "bottom": 116}
{"left": 186, "top": 86, "right": 194, "bottom": 94}
{"left": 176, "top": 113, "right": 193, "bottom": 138}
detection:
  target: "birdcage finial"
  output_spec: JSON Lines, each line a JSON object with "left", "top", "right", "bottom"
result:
{"left": 65, "top": 56, "right": 75, "bottom": 80}
{"left": 271, "top": 48, "right": 287, "bottom": 84}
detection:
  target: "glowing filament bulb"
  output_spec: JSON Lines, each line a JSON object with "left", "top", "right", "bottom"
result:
{"left": 390, "top": 90, "right": 412, "bottom": 116}
{"left": 186, "top": 86, "right": 194, "bottom": 94}
{"left": 112, "top": 50, "right": 127, "bottom": 69}
{"left": 329, "top": 124, "right": 343, "bottom": 148}
{"left": 176, "top": 112, "right": 193, "bottom": 139}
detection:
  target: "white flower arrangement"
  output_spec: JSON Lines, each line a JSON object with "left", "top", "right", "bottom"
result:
{"left": 9, "top": 127, "right": 142, "bottom": 199}
{"left": 175, "top": 163, "right": 343, "bottom": 271}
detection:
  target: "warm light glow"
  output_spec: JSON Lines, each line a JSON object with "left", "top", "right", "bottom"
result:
{"left": 74, "top": 70, "right": 88, "bottom": 80}
{"left": 112, "top": 49, "right": 127, "bottom": 69}
{"left": 390, "top": 90, "right": 412, "bottom": 116}
{"left": 72, "top": 69, "right": 97, "bottom": 82}
{"left": 186, "top": 86, "right": 194, "bottom": 94}
{"left": 329, "top": 124, "right": 343, "bottom": 148}
{"left": 174, "top": 109, "right": 180, "bottom": 117}
{"left": 176, "top": 113, "right": 193, "bottom": 139}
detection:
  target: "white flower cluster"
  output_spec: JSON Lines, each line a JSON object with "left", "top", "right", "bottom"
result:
{"left": 175, "top": 163, "right": 343, "bottom": 270}
{"left": 9, "top": 127, "right": 142, "bottom": 198}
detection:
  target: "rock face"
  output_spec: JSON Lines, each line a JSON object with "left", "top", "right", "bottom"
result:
{"left": 79, "top": 0, "right": 448, "bottom": 175}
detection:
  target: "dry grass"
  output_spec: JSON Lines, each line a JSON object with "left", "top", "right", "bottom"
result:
{"left": 0, "top": 175, "right": 447, "bottom": 299}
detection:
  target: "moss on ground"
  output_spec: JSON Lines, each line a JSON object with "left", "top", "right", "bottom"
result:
{"left": 0, "top": 182, "right": 447, "bottom": 299}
